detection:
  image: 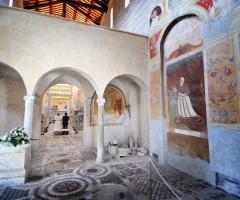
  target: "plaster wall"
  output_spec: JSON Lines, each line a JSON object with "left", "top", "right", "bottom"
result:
{"left": 86, "top": 78, "right": 148, "bottom": 148}
{"left": 0, "top": 78, "right": 25, "bottom": 135}
{"left": 0, "top": 6, "right": 148, "bottom": 96}
{"left": 101, "top": 0, "right": 154, "bottom": 36}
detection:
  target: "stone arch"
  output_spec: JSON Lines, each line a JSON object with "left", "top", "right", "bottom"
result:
{"left": 33, "top": 67, "right": 99, "bottom": 97}
{"left": 103, "top": 74, "right": 148, "bottom": 94}
{"left": 31, "top": 67, "right": 98, "bottom": 151}
{"left": 0, "top": 62, "right": 27, "bottom": 135}
{"left": 159, "top": 14, "right": 204, "bottom": 117}
{"left": 158, "top": 13, "right": 210, "bottom": 176}
{"left": 101, "top": 74, "right": 149, "bottom": 148}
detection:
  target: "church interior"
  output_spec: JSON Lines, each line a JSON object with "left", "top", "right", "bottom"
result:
{"left": 0, "top": 0, "right": 240, "bottom": 199}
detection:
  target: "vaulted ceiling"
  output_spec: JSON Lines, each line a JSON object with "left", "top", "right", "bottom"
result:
{"left": 23, "top": 0, "right": 109, "bottom": 25}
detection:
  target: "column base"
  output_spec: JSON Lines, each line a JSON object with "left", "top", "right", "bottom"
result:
{"left": 96, "top": 156, "right": 104, "bottom": 163}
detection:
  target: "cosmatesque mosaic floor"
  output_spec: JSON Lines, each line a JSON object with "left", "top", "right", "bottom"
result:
{"left": 29, "top": 133, "right": 96, "bottom": 178}
{"left": 1, "top": 156, "right": 240, "bottom": 200}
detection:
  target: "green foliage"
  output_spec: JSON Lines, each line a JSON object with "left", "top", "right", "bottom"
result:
{"left": 0, "top": 127, "right": 30, "bottom": 147}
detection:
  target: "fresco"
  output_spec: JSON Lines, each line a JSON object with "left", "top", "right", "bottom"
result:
{"left": 196, "top": 0, "right": 231, "bottom": 40}
{"left": 167, "top": 52, "right": 207, "bottom": 137}
{"left": 150, "top": 69, "right": 161, "bottom": 119}
{"left": 164, "top": 17, "right": 203, "bottom": 61}
{"left": 150, "top": 6, "right": 162, "bottom": 28}
{"left": 196, "top": 0, "right": 229, "bottom": 20}
{"left": 149, "top": 31, "right": 161, "bottom": 59}
{"left": 167, "top": 0, "right": 181, "bottom": 11}
{"left": 207, "top": 39, "right": 239, "bottom": 124}
{"left": 91, "top": 86, "right": 126, "bottom": 126}
{"left": 233, "top": 0, "right": 240, "bottom": 9}
{"left": 168, "top": 132, "right": 209, "bottom": 161}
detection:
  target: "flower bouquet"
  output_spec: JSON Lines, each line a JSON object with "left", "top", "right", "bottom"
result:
{"left": 0, "top": 127, "right": 30, "bottom": 147}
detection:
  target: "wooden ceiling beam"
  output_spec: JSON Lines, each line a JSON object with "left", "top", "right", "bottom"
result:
{"left": 67, "top": 2, "right": 100, "bottom": 25}
{"left": 68, "top": 0, "right": 107, "bottom": 12}
{"left": 85, "top": 0, "right": 93, "bottom": 23}
{"left": 93, "top": 0, "right": 108, "bottom": 11}
{"left": 25, "top": 0, "right": 62, "bottom": 9}
{"left": 62, "top": 1, "right": 66, "bottom": 17}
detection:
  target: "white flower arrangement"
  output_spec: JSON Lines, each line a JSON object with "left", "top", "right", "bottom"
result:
{"left": 0, "top": 127, "right": 30, "bottom": 147}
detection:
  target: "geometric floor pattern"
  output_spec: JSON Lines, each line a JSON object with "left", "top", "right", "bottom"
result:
{"left": 1, "top": 156, "right": 240, "bottom": 200}
{"left": 29, "top": 133, "right": 96, "bottom": 178}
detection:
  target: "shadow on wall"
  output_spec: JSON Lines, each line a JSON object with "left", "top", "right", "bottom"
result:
{"left": 0, "top": 64, "right": 27, "bottom": 135}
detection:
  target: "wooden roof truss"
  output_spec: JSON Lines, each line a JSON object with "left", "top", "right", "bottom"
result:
{"left": 23, "top": 0, "right": 109, "bottom": 25}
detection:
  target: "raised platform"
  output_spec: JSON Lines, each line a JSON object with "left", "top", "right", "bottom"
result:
{"left": 0, "top": 143, "right": 31, "bottom": 184}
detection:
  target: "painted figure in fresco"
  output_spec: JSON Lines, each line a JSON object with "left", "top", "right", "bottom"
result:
{"left": 149, "top": 31, "right": 161, "bottom": 59}
{"left": 196, "top": 0, "right": 227, "bottom": 20}
{"left": 196, "top": 0, "right": 213, "bottom": 11}
{"left": 150, "top": 6, "right": 162, "bottom": 28}
{"left": 173, "top": 77, "right": 205, "bottom": 130}
{"left": 173, "top": 77, "right": 198, "bottom": 118}
{"left": 114, "top": 98, "right": 122, "bottom": 115}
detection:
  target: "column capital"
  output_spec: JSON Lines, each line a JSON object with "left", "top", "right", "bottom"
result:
{"left": 24, "top": 95, "right": 35, "bottom": 104}
{"left": 97, "top": 97, "right": 105, "bottom": 106}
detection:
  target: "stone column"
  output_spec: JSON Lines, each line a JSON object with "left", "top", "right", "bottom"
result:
{"left": 96, "top": 97, "right": 105, "bottom": 163}
{"left": 68, "top": 96, "right": 72, "bottom": 114}
{"left": 24, "top": 95, "right": 35, "bottom": 138}
{"left": 47, "top": 95, "right": 51, "bottom": 115}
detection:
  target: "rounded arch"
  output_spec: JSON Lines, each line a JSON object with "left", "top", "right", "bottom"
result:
{"left": 0, "top": 62, "right": 27, "bottom": 135}
{"left": 102, "top": 74, "right": 148, "bottom": 96}
{"left": 33, "top": 67, "right": 99, "bottom": 97}
{"left": 100, "top": 73, "right": 149, "bottom": 148}
{"left": 159, "top": 13, "right": 204, "bottom": 50}
{"left": 0, "top": 61, "right": 27, "bottom": 94}
{"left": 159, "top": 14, "right": 204, "bottom": 117}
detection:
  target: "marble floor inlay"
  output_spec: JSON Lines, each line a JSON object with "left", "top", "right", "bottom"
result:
{"left": 1, "top": 156, "right": 240, "bottom": 200}
{"left": 29, "top": 133, "right": 96, "bottom": 178}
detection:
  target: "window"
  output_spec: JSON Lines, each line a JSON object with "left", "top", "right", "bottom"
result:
{"left": 125, "top": 0, "right": 130, "bottom": 8}
{"left": 110, "top": 8, "right": 113, "bottom": 28}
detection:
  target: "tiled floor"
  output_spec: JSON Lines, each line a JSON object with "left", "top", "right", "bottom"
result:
{"left": 1, "top": 135, "right": 240, "bottom": 200}
{"left": 29, "top": 133, "right": 96, "bottom": 178}
{"left": 1, "top": 156, "right": 240, "bottom": 200}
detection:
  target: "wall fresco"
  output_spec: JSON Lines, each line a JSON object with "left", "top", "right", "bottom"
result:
{"left": 150, "top": 6, "right": 162, "bottom": 29}
{"left": 149, "top": 31, "right": 161, "bottom": 59}
{"left": 164, "top": 17, "right": 203, "bottom": 61}
{"left": 207, "top": 39, "right": 239, "bottom": 124}
{"left": 197, "top": 0, "right": 231, "bottom": 40}
{"left": 168, "top": 132, "right": 209, "bottom": 161}
{"left": 90, "top": 85, "right": 126, "bottom": 126}
{"left": 167, "top": 0, "right": 181, "bottom": 12}
{"left": 167, "top": 52, "right": 207, "bottom": 137}
{"left": 233, "top": 0, "right": 240, "bottom": 9}
{"left": 150, "top": 69, "right": 161, "bottom": 119}
{"left": 196, "top": 0, "right": 229, "bottom": 19}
